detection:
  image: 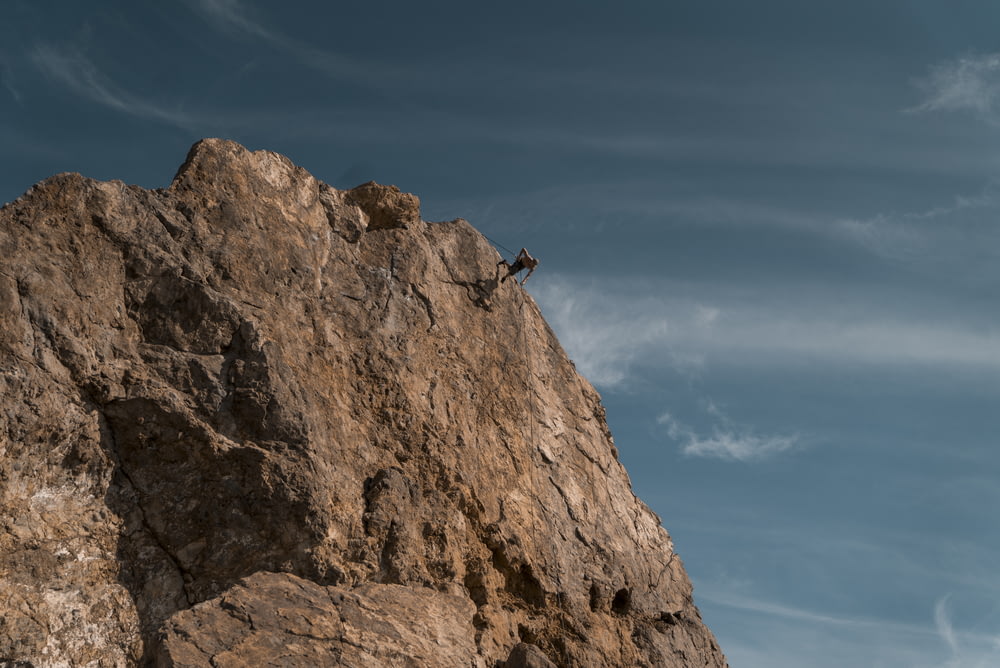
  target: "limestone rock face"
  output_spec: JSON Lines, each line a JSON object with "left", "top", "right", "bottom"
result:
{"left": 155, "top": 572, "right": 479, "bottom": 667}
{"left": 0, "top": 139, "right": 727, "bottom": 667}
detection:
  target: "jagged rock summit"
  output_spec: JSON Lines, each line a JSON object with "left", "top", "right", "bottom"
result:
{"left": 0, "top": 139, "right": 727, "bottom": 667}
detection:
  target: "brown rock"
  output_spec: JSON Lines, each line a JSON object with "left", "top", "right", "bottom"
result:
{"left": 154, "top": 571, "right": 478, "bottom": 667}
{"left": 504, "top": 642, "right": 558, "bottom": 668}
{"left": 0, "top": 139, "right": 727, "bottom": 667}
{"left": 344, "top": 181, "right": 421, "bottom": 230}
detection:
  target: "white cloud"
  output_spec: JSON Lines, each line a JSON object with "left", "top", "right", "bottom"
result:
{"left": 935, "top": 595, "right": 959, "bottom": 663}
{"left": 928, "top": 595, "right": 1000, "bottom": 668}
{"left": 444, "top": 180, "right": 1000, "bottom": 282}
{"left": 530, "top": 272, "right": 1000, "bottom": 464}
{"left": 832, "top": 213, "right": 925, "bottom": 260}
{"left": 683, "top": 430, "right": 798, "bottom": 461}
{"left": 188, "top": 0, "right": 278, "bottom": 41}
{"left": 694, "top": 305, "right": 720, "bottom": 327}
{"left": 704, "top": 589, "right": 933, "bottom": 634}
{"left": 530, "top": 278, "right": 671, "bottom": 387}
{"left": 702, "top": 589, "right": 1000, "bottom": 668}
{"left": 927, "top": 595, "right": 1000, "bottom": 668}
{"left": 658, "top": 410, "right": 799, "bottom": 462}
{"left": 733, "top": 316, "right": 1000, "bottom": 369}
{"left": 30, "top": 45, "right": 195, "bottom": 128}
{"left": 833, "top": 187, "right": 998, "bottom": 261}
{"left": 532, "top": 274, "right": 1000, "bottom": 388}
{"left": 530, "top": 276, "right": 719, "bottom": 388}
{"left": 912, "top": 53, "right": 1000, "bottom": 116}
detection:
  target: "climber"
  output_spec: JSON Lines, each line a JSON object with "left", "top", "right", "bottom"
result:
{"left": 498, "top": 248, "right": 539, "bottom": 285}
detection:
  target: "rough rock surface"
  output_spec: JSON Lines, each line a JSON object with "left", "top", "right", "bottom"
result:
{"left": 155, "top": 572, "right": 479, "bottom": 667}
{"left": 0, "top": 139, "right": 728, "bottom": 667}
{"left": 504, "top": 642, "right": 558, "bottom": 668}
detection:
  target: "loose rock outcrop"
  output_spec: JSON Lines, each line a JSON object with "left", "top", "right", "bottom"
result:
{"left": 0, "top": 139, "right": 728, "bottom": 667}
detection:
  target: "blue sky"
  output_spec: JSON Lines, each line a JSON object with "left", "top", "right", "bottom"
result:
{"left": 4, "top": 2, "right": 1000, "bottom": 665}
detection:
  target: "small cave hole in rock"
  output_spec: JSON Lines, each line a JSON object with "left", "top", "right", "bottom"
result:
{"left": 659, "top": 611, "right": 681, "bottom": 626}
{"left": 611, "top": 588, "right": 632, "bottom": 615}
{"left": 464, "top": 571, "right": 489, "bottom": 608}
{"left": 589, "top": 583, "right": 601, "bottom": 612}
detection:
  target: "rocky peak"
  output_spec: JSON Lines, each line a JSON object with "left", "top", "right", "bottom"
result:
{"left": 0, "top": 139, "right": 727, "bottom": 667}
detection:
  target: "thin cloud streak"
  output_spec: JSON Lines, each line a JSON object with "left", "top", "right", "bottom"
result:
{"left": 703, "top": 590, "right": 936, "bottom": 636}
{"left": 531, "top": 277, "right": 724, "bottom": 388}
{"left": 187, "top": 4, "right": 1000, "bottom": 180}
{"left": 833, "top": 187, "right": 999, "bottom": 262}
{"left": 530, "top": 279, "right": 672, "bottom": 387}
{"left": 912, "top": 53, "right": 1000, "bottom": 117}
{"left": 188, "top": 0, "right": 278, "bottom": 41}
{"left": 532, "top": 276, "right": 1000, "bottom": 389}
{"left": 689, "top": 522, "right": 1000, "bottom": 667}
{"left": 729, "top": 316, "right": 1000, "bottom": 369}
{"left": 30, "top": 44, "right": 196, "bottom": 129}
{"left": 187, "top": 0, "right": 398, "bottom": 85}
{"left": 444, "top": 180, "right": 1000, "bottom": 281}
{"left": 706, "top": 590, "right": 1000, "bottom": 653}
{"left": 1, "top": 61, "right": 21, "bottom": 103}
{"left": 658, "top": 410, "right": 799, "bottom": 461}
{"left": 935, "top": 595, "right": 959, "bottom": 662}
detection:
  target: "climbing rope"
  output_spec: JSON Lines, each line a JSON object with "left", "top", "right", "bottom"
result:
{"left": 516, "top": 293, "right": 570, "bottom": 666}
{"left": 484, "top": 234, "right": 518, "bottom": 260}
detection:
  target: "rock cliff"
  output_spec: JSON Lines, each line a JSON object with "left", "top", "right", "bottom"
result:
{"left": 0, "top": 139, "right": 728, "bottom": 667}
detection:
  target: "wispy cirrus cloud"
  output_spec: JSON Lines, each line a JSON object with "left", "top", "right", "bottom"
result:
{"left": 530, "top": 276, "right": 712, "bottom": 387}
{"left": 931, "top": 594, "right": 1000, "bottom": 668}
{"left": 186, "top": 0, "right": 396, "bottom": 84}
{"left": 703, "top": 589, "right": 1000, "bottom": 668}
{"left": 833, "top": 186, "right": 999, "bottom": 261}
{"left": 30, "top": 44, "right": 196, "bottom": 128}
{"left": 704, "top": 589, "right": 932, "bottom": 634}
{"left": 440, "top": 178, "right": 1000, "bottom": 282}
{"left": 1, "top": 59, "right": 21, "bottom": 103}
{"left": 833, "top": 213, "right": 923, "bottom": 260}
{"left": 911, "top": 53, "right": 1000, "bottom": 117}
{"left": 532, "top": 275, "right": 1000, "bottom": 388}
{"left": 935, "top": 595, "right": 960, "bottom": 665}
{"left": 529, "top": 278, "right": 804, "bottom": 460}
{"left": 658, "top": 405, "right": 799, "bottom": 461}
{"left": 531, "top": 279, "right": 671, "bottom": 387}
{"left": 188, "top": 0, "right": 277, "bottom": 41}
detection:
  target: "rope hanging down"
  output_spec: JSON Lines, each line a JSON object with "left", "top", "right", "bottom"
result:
{"left": 516, "top": 295, "right": 569, "bottom": 664}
